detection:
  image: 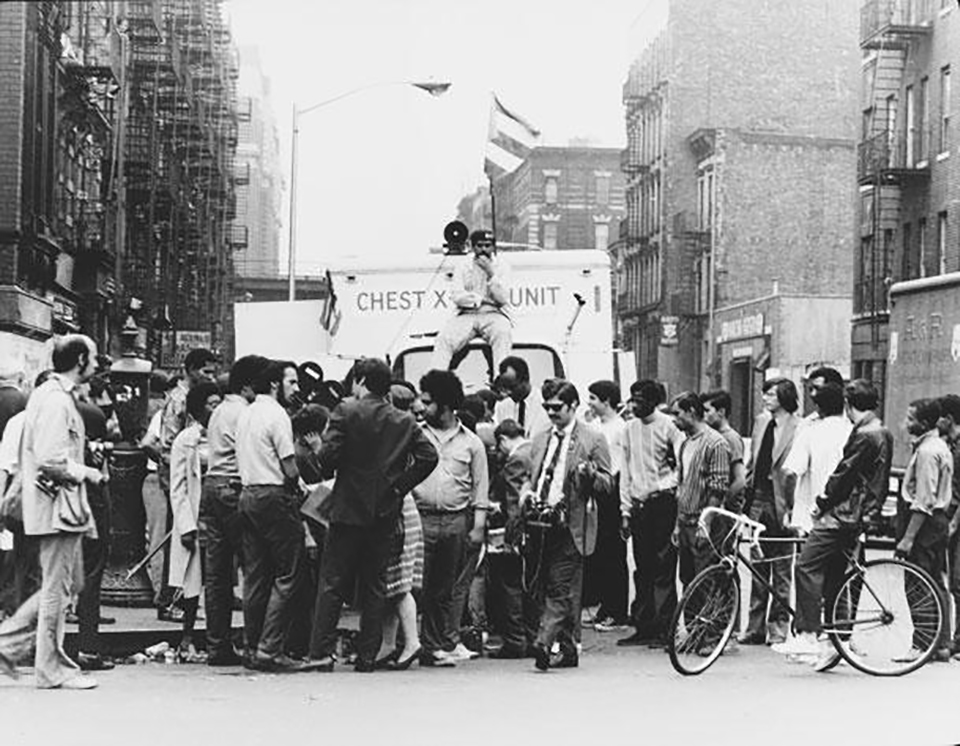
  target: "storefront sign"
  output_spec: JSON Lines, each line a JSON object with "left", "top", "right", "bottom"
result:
{"left": 660, "top": 315, "right": 679, "bottom": 347}
{"left": 719, "top": 313, "right": 764, "bottom": 343}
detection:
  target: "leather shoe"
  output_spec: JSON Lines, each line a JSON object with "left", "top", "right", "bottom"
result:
{"left": 249, "top": 653, "right": 306, "bottom": 673}
{"left": 390, "top": 646, "right": 422, "bottom": 671}
{"left": 738, "top": 632, "right": 767, "bottom": 646}
{"left": 207, "top": 649, "right": 243, "bottom": 667}
{"left": 617, "top": 630, "right": 655, "bottom": 647}
{"left": 488, "top": 645, "right": 528, "bottom": 660}
{"left": 354, "top": 658, "right": 377, "bottom": 673}
{"left": 157, "top": 606, "right": 185, "bottom": 623}
{"left": 532, "top": 645, "right": 550, "bottom": 672}
{"left": 551, "top": 650, "right": 579, "bottom": 669}
{"left": 373, "top": 649, "right": 400, "bottom": 670}
{"left": 77, "top": 652, "right": 115, "bottom": 672}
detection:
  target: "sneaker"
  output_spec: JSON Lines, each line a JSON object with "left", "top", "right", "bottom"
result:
{"left": 58, "top": 675, "right": 98, "bottom": 690}
{"left": 420, "top": 650, "right": 456, "bottom": 667}
{"left": 594, "top": 616, "right": 630, "bottom": 633}
{"left": 811, "top": 649, "right": 841, "bottom": 673}
{"left": 450, "top": 643, "right": 479, "bottom": 661}
{"left": 580, "top": 607, "right": 599, "bottom": 625}
{"left": 892, "top": 647, "right": 923, "bottom": 663}
{"left": 771, "top": 634, "right": 820, "bottom": 657}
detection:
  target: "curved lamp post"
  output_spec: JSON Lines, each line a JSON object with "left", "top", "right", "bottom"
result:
{"left": 287, "top": 80, "right": 452, "bottom": 301}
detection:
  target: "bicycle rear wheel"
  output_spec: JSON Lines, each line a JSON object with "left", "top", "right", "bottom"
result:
{"left": 827, "top": 558, "right": 944, "bottom": 676}
{"left": 668, "top": 564, "right": 739, "bottom": 675}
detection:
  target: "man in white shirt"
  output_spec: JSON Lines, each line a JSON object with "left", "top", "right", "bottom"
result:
{"left": 586, "top": 380, "right": 629, "bottom": 631}
{"left": 236, "top": 359, "right": 304, "bottom": 672}
{"left": 432, "top": 230, "right": 512, "bottom": 373}
{"left": 493, "top": 356, "right": 551, "bottom": 440}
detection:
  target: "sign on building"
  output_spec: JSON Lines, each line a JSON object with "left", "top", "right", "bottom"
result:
{"left": 161, "top": 330, "right": 212, "bottom": 369}
{"left": 660, "top": 315, "right": 679, "bottom": 347}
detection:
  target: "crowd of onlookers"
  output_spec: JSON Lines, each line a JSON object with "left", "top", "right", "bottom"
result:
{"left": 2, "top": 334, "right": 959, "bottom": 688}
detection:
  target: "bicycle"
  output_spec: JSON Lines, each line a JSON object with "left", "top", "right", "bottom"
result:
{"left": 667, "top": 506, "right": 945, "bottom": 677}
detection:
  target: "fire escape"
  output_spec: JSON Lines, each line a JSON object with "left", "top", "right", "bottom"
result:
{"left": 123, "top": 0, "right": 239, "bottom": 362}
{"left": 855, "top": 0, "right": 933, "bottom": 377}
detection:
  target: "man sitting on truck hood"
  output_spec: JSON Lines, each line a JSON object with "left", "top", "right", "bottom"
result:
{"left": 431, "top": 229, "right": 513, "bottom": 374}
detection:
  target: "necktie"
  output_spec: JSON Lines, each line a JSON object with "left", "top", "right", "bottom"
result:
{"left": 518, "top": 399, "right": 526, "bottom": 428}
{"left": 754, "top": 419, "right": 776, "bottom": 493}
{"left": 538, "top": 429, "right": 566, "bottom": 504}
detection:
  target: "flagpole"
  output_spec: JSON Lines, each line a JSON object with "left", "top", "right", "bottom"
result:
{"left": 489, "top": 173, "right": 497, "bottom": 243}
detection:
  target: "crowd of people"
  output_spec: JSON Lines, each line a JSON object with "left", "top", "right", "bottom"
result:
{"left": 0, "top": 331, "right": 958, "bottom": 689}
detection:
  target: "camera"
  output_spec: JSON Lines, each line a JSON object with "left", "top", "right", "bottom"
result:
{"left": 522, "top": 499, "right": 565, "bottom": 532}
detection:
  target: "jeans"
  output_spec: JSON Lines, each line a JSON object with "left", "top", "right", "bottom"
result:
{"left": 310, "top": 517, "right": 400, "bottom": 664}
{"left": 200, "top": 476, "right": 244, "bottom": 657}
{"left": 239, "top": 485, "right": 305, "bottom": 659}
{"left": 903, "top": 510, "right": 949, "bottom": 652}
{"left": 794, "top": 526, "right": 859, "bottom": 634}
{"left": 36, "top": 533, "right": 84, "bottom": 688}
{"left": 533, "top": 526, "right": 583, "bottom": 654}
{"left": 420, "top": 511, "right": 469, "bottom": 654}
{"left": 76, "top": 487, "right": 110, "bottom": 655}
{"left": 676, "top": 518, "right": 717, "bottom": 590}
{"left": 629, "top": 492, "right": 678, "bottom": 637}
{"left": 451, "top": 532, "right": 482, "bottom": 642}
{"left": 745, "top": 500, "right": 793, "bottom": 642}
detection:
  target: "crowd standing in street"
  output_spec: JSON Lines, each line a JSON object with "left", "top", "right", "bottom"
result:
{"left": 7, "top": 325, "right": 960, "bottom": 690}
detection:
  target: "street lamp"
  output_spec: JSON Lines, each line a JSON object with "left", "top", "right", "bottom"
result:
{"left": 287, "top": 80, "right": 452, "bottom": 301}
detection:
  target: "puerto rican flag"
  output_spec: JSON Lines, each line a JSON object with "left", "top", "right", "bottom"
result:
{"left": 484, "top": 94, "right": 541, "bottom": 179}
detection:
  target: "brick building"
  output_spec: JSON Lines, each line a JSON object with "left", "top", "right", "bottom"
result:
{"left": 618, "top": 0, "right": 859, "bottom": 423}
{"left": 455, "top": 185, "right": 492, "bottom": 235}
{"left": 0, "top": 2, "right": 123, "bottom": 383}
{"left": 491, "top": 145, "right": 626, "bottom": 252}
{"left": 853, "top": 0, "right": 959, "bottom": 404}
{"left": 234, "top": 45, "right": 282, "bottom": 279}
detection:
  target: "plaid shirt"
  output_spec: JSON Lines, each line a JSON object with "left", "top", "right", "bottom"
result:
{"left": 676, "top": 426, "right": 730, "bottom": 520}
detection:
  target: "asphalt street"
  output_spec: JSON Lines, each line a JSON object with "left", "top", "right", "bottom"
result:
{"left": 2, "top": 630, "right": 958, "bottom": 746}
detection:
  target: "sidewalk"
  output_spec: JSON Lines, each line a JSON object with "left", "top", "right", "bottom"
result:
{"left": 65, "top": 604, "right": 361, "bottom": 657}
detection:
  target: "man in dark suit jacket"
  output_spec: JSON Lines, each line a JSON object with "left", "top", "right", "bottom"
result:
{"left": 524, "top": 379, "right": 613, "bottom": 671}
{"left": 309, "top": 358, "right": 438, "bottom": 671}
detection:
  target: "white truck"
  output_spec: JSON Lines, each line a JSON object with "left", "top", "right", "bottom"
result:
{"left": 234, "top": 249, "right": 623, "bottom": 395}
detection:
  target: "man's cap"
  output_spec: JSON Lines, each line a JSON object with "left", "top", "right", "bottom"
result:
{"left": 470, "top": 229, "right": 494, "bottom": 247}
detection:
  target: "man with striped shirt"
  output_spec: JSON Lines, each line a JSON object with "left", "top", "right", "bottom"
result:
{"left": 668, "top": 393, "right": 731, "bottom": 588}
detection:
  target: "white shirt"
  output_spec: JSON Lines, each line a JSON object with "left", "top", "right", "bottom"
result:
{"left": 0, "top": 411, "right": 24, "bottom": 475}
{"left": 236, "top": 395, "right": 295, "bottom": 487}
{"left": 783, "top": 415, "right": 852, "bottom": 533}
{"left": 494, "top": 386, "right": 551, "bottom": 440}
{"left": 535, "top": 420, "right": 576, "bottom": 507}
{"left": 593, "top": 415, "right": 626, "bottom": 476}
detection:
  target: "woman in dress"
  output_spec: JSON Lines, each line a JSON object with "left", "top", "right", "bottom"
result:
{"left": 169, "top": 381, "right": 221, "bottom": 661}
{"left": 375, "top": 382, "right": 424, "bottom": 669}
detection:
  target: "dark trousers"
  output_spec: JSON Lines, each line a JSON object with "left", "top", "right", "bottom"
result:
{"left": 745, "top": 499, "right": 792, "bottom": 642}
{"left": 0, "top": 522, "right": 40, "bottom": 616}
{"left": 676, "top": 518, "right": 717, "bottom": 590}
{"left": 76, "top": 488, "right": 110, "bottom": 655}
{"left": 451, "top": 523, "right": 482, "bottom": 642}
{"left": 903, "top": 510, "right": 949, "bottom": 652}
{"left": 488, "top": 551, "right": 541, "bottom": 651}
{"left": 794, "top": 526, "right": 859, "bottom": 634}
{"left": 629, "top": 492, "right": 678, "bottom": 637}
{"left": 239, "top": 485, "right": 305, "bottom": 659}
{"left": 310, "top": 516, "right": 400, "bottom": 664}
{"left": 420, "top": 511, "right": 469, "bottom": 654}
{"left": 200, "top": 476, "right": 244, "bottom": 657}
{"left": 949, "top": 529, "right": 960, "bottom": 645}
{"left": 585, "top": 487, "right": 628, "bottom": 621}
{"left": 533, "top": 526, "right": 583, "bottom": 653}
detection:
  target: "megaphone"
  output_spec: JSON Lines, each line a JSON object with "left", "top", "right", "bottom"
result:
{"left": 443, "top": 221, "right": 469, "bottom": 255}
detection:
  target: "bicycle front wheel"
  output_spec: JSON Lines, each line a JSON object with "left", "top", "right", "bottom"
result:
{"left": 827, "top": 558, "right": 944, "bottom": 676}
{"left": 668, "top": 564, "right": 740, "bottom": 676}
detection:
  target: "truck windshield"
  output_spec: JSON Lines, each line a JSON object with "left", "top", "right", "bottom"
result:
{"left": 394, "top": 344, "right": 563, "bottom": 392}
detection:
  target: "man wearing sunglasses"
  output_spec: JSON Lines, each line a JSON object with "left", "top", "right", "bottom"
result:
{"left": 523, "top": 378, "right": 612, "bottom": 671}
{"left": 431, "top": 229, "right": 513, "bottom": 374}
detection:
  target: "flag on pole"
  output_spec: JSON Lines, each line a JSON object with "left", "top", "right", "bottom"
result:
{"left": 484, "top": 94, "right": 541, "bottom": 179}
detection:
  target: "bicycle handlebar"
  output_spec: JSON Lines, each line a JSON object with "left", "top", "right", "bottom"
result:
{"left": 698, "top": 506, "right": 766, "bottom": 548}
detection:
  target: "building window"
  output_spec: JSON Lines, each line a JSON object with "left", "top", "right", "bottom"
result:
{"left": 938, "top": 211, "right": 948, "bottom": 275}
{"left": 906, "top": 85, "right": 916, "bottom": 166}
{"left": 940, "top": 66, "right": 951, "bottom": 154}
{"left": 919, "top": 77, "right": 930, "bottom": 162}
{"left": 594, "top": 223, "right": 609, "bottom": 252}
{"left": 919, "top": 217, "right": 928, "bottom": 277}
{"left": 596, "top": 175, "right": 610, "bottom": 206}
{"left": 543, "top": 222, "right": 558, "bottom": 249}
{"left": 544, "top": 176, "right": 558, "bottom": 205}
{"left": 697, "top": 168, "right": 715, "bottom": 231}
{"left": 901, "top": 222, "right": 914, "bottom": 280}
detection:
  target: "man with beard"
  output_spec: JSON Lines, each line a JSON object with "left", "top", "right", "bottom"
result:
{"left": 413, "top": 369, "right": 489, "bottom": 667}
{"left": 236, "top": 360, "right": 304, "bottom": 671}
